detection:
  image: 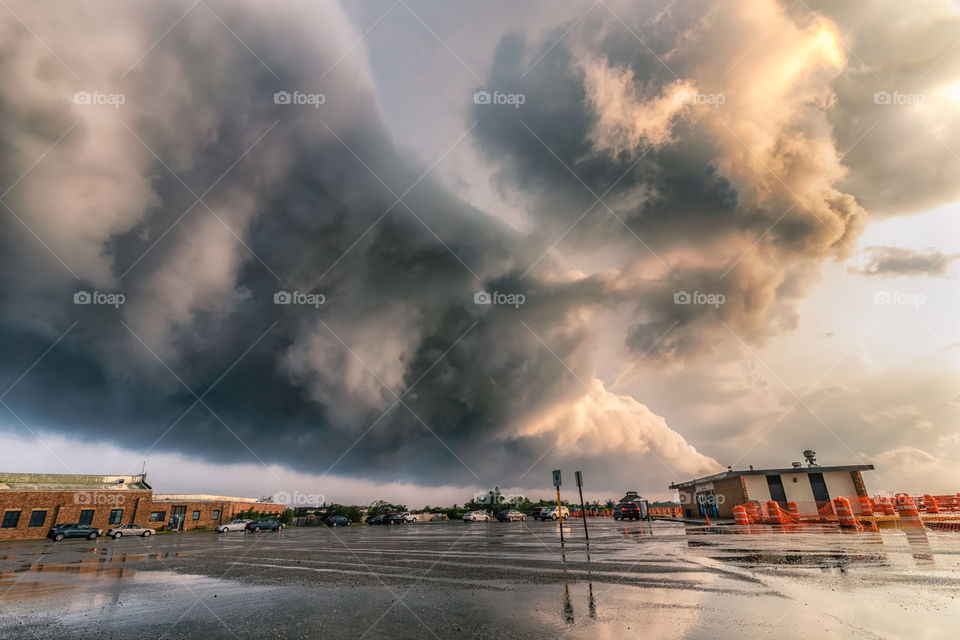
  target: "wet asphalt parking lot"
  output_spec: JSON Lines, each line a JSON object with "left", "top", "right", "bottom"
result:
{"left": 0, "top": 519, "right": 958, "bottom": 639}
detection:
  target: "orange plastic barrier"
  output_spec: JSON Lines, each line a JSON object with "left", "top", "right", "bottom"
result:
{"left": 787, "top": 502, "right": 799, "bottom": 517}
{"left": 767, "top": 500, "right": 788, "bottom": 525}
{"left": 858, "top": 496, "right": 874, "bottom": 516}
{"left": 733, "top": 505, "right": 750, "bottom": 526}
{"left": 922, "top": 495, "right": 941, "bottom": 514}
{"left": 833, "top": 497, "right": 858, "bottom": 529}
{"left": 894, "top": 494, "right": 924, "bottom": 529}
{"left": 745, "top": 502, "right": 760, "bottom": 523}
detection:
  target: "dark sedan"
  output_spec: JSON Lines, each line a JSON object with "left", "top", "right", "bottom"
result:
{"left": 368, "top": 515, "right": 385, "bottom": 525}
{"left": 47, "top": 523, "right": 102, "bottom": 541}
{"left": 614, "top": 502, "right": 641, "bottom": 521}
{"left": 383, "top": 513, "right": 405, "bottom": 525}
{"left": 326, "top": 516, "right": 351, "bottom": 527}
{"left": 244, "top": 519, "right": 284, "bottom": 532}
{"left": 497, "top": 509, "right": 526, "bottom": 522}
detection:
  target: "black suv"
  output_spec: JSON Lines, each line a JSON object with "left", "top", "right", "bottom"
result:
{"left": 383, "top": 513, "right": 405, "bottom": 525}
{"left": 614, "top": 503, "right": 641, "bottom": 521}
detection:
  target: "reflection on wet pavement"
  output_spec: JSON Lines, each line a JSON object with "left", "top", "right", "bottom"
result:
{"left": 0, "top": 520, "right": 956, "bottom": 639}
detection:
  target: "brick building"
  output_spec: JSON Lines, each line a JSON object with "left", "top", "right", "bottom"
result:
{"left": 0, "top": 473, "right": 285, "bottom": 541}
{"left": 150, "top": 494, "right": 285, "bottom": 530}
{"left": 669, "top": 462, "right": 875, "bottom": 519}
{"left": 0, "top": 473, "right": 153, "bottom": 542}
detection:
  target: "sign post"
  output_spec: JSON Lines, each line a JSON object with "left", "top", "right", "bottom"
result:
{"left": 575, "top": 471, "right": 589, "bottom": 541}
{"left": 553, "top": 470, "right": 564, "bottom": 543}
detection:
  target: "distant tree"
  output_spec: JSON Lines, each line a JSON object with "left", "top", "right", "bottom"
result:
{"left": 278, "top": 509, "right": 294, "bottom": 525}
{"left": 367, "top": 500, "right": 407, "bottom": 516}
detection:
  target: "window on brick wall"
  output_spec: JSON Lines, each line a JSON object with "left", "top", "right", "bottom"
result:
{"left": 28, "top": 510, "right": 46, "bottom": 527}
{"left": 109, "top": 509, "right": 123, "bottom": 524}
{"left": 1, "top": 511, "right": 21, "bottom": 528}
{"left": 149, "top": 511, "right": 166, "bottom": 522}
{"left": 192, "top": 510, "right": 200, "bottom": 521}
{"left": 212, "top": 510, "right": 220, "bottom": 520}
{"left": 79, "top": 510, "right": 94, "bottom": 525}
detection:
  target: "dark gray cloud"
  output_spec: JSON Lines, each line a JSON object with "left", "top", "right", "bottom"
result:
{"left": 0, "top": 0, "right": 720, "bottom": 492}
{"left": 1, "top": 0, "right": 954, "bottom": 494}
{"left": 849, "top": 246, "right": 958, "bottom": 277}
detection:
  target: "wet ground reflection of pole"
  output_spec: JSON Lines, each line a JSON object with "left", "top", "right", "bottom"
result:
{"left": 560, "top": 542, "right": 574, "bottom": 624}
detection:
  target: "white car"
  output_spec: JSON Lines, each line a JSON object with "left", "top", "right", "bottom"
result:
{"left": 215, "top": 519, "right": 251, "bottom": 533}
{"left": 542, "top": 506, "right": 570, "bottom": 520}
{"left": 463, "top": 511, "right": 490, "bottom": 522}
{"left": 401, "top": 512, "right": 417, "bottom": 523}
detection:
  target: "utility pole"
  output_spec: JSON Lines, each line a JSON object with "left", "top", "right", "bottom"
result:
{"left": 575, "top": 471, "right": 589, "bottom": 541}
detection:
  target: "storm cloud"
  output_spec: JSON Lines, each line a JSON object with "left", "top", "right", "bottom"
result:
{"left": 0, "top": 0, "right": 956, "bottom": 494}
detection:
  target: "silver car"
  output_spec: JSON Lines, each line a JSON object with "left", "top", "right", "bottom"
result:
{"left": 108, "top": 523, "right": 156, "bottom": 539}
{"left": 215, "top": 519, "right": 251, "bottom": 533}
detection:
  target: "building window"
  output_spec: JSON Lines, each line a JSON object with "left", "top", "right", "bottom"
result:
{"left": 149, "top": 511, "right": 166, "bottom": 522}
{"left": 212, "top": 510, "right": 220, "bottom": 520}
{"left": 1, "top": 511, "right": 21, "bottom": 528}
{"left": 109, "top": 509, "right": 123, "bottom": 525}
{"left": 28, "top": 510, "right": 47, "bottom": 527}
{"left": 79, "top": 510, "right": 95, "bottom": 525}
{"left": 192, "top": 510, "right": 201, "bottom": 521}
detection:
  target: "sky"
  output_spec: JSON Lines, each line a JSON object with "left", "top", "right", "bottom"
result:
{"left": 0, "top": 0, "right": 957, "bottom": 508}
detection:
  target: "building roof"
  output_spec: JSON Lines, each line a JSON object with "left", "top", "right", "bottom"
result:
{"left": 668, "top": 464, "right": 874, "bottom": 490}
{"left": 618, "top": 491, "right": 646, "bottom": 503}
{"left": 0, "top": 472, "right": 151, "bottom": 491}
{"left": 151, "top": 494, "right": 277, "bottom": 504}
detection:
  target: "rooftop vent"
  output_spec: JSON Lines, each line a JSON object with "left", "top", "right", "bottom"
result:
{"left": 803, "top": 450, "right": 818, "bottom": 467}
{"left": 792, "top": 461, "right": 803, "bottom": 469}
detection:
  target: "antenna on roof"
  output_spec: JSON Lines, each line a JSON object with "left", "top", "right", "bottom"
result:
{"left": 141, "top": 460, "right": 146, "bottom": 477}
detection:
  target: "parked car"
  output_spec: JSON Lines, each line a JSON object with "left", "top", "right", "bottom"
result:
{"left": 383, "top": 513, "right": 406, "bottom": 525}
{"left": 463, "top": 510, "right": 490, "bottom": 522}
{"left": 401, "top": 512, "right": 417, "bottom": 523}
{"left": 326, "top": 515, "right": 351, "bottom": 527}
{"left": 614, "top": 502, "right": 641, "bottom": 521}
{"left": 244, "top": 519, "right": 284, "bottom": 532}
{"left": 108, "top": 523, "right": 155, "bottom": 539}
{"left": 531, "top": 507, "right": 547, "bottom": 520}
{"left": 497, "top": 509, "right": 526, "bottom": 522}
{"left": 368, "top": 514, "right": 385, "bottom": 525}
{"left": 541, "top": 506, "right": 570, "bottom": 520}
{"left": 47, "top": 523, "right": 102, "bottom": 541}
{"left": 215, "top": 519, "right": 251, "bottom": 533}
